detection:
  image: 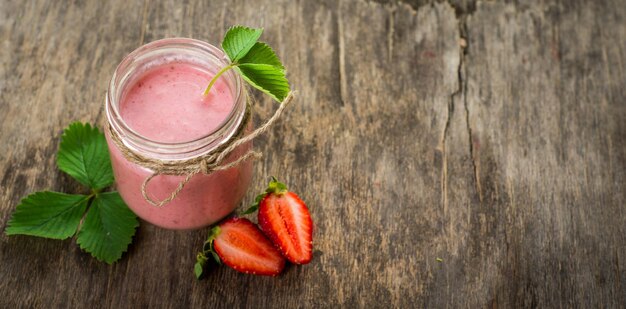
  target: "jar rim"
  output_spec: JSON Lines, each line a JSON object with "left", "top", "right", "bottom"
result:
{"left": 105, "top": 38, "right": 246, "bottom": 160}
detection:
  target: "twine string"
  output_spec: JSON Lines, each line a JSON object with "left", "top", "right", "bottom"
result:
{"left": 108, "top": 92, "right": 295, "bottom": 207}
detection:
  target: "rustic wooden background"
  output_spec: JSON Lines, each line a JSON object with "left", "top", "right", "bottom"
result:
{"left": 1, "top": 0, "right": 625, "bottom": 307}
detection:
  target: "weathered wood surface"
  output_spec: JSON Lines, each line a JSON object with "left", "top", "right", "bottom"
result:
{"left": 1, "top": 0, "right": 624, "bottom": 307}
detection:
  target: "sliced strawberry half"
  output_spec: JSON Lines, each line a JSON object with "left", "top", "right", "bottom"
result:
{"left": 210, "top": 217, "right": 286, "bottom": 276}
{"left": 257, "top": 178, "right": 313, "bottom": 264}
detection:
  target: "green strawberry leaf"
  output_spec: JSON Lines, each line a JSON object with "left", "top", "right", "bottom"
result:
{"left": 205, "top": 226, "right": 222, "bottom": 264}
{"left": 267, "top": 176, "right": 288, "bottom": 194}
{"left": 210, "top": 251, "right": 221, "bottom": 264}
{"left": 57, "top": 122, "right": 114, "bottom": 190}
{"left": 240, "top": 177, "right": 288, "bottom": 216}
{"left": 239, "top": 42, "right": 285, "bottom": 71}
{"left": 6, "top": 122, "right": 139, "bottom": 264}
{"left": 240, "top": 204, "right": 259, "bottom": 215}
{"left": 5, "top": 192, "right": 89, "bottom": 239}
{"left": 236, "top": 64, "right": 290, "bottom": 102}
{"left": 241, "top": 192, "right": 265, "bottom": 215}
{"left": 194, "top": 227, "right": 223, "bottom": 279}
{"left": 222, "top": 26, "right": 263, "bottom": 62}
{"left": 194, "top": 261, "right": 204, "bottom": 279}
{"left": 195, "top": 253, "right": 209, "bottom": 279}
{"left": 76, "top": 192, "right": 138, "bottom": 264}
{"left": 204, "top": 25, "right": 290, "bottom": 102}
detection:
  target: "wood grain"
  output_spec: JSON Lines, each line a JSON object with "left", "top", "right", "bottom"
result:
{"left": 0, "top": 0, "right": 624, "bottom": 307}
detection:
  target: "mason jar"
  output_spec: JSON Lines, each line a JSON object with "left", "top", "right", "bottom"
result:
{"left": 105, "top": 38, "right": 253, "bottom": 230}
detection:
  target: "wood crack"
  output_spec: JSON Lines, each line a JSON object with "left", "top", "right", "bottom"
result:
{"left": 440, "top": 1, "right": 469, "bottom": 217}
{"left": 458, "top": 16, "right": 482, "bottom": 203}
{"left": 464, "top": 68, "right": 482, "bottom": 204}
{"left": 440, "top": 1, "right": 481, "bottom": 215}
{"left": 336, "top": 0, "right": 348, "bottom": 107}
{"left": 440, "top": 80, "right": 459, "bottom": 215}
{"left": 453, "top": 3, "right": 482, "bottom": 204}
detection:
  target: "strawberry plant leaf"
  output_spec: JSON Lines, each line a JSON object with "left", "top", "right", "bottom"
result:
{"left": 210, "top": 251, "right": 221, "bottom": 264}
{"left": 57, "top": 122, "right": 114, "bottom": 190}
{"left": 267, "top": 176, "right": 288, "bottom": 194}
{"left": 206, "top": 226, "right": 222, "bottom": 264}
{"left": 236, "top": 64, "right": 290, "bottom": 102}
{"left": 195, "top": 253, "right": 208, "bottom": 279}
{"left": 239, "top": 42, "right": 284, "bottom": 70}
{"left": 195, "top": 227, "right": 222, "bottom": 279}
{"left": 240, "top": 204, "right": 259, "bottom": 215}
{"left": 221, "top": 26, "right": 263, "bottom": 62}
{"left": 5, "top": 192, "right": 89, "bottom": 239}
{"left": 241, "top": 193, "right": 265, "bottom": 215}
{"left": 76, "top": 192, "right": 138, "bottom": 264}
{"left": 5, "top": 122, "right": 139, "bottom": 264}
{"left": 204, "top": 25, "right": 290, "bottom": 102}
{"left": 194, "top": 261, "right": 204, "bottom": 279}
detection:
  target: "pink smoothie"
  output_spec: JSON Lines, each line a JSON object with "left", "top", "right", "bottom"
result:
{"left": 120, "top": 63, "right": 233, "bottom": 143}
{"left": 107, "top": 62, "right": 252, "bottom": 229}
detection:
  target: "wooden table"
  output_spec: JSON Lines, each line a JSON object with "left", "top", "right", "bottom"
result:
{"left": 1, "top": 0, "right": 624, "bottom": 307}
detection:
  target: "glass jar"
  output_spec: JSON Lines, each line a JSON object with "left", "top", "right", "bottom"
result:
{"left": 105, "top": 38, "right": 253, "bottom": 230}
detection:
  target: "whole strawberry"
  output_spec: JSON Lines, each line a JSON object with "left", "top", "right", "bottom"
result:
{"left": 256, "top": 177, "right": 313, "bottom": 264}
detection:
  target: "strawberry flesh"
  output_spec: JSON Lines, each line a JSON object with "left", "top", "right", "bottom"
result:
{"left": 213, "top": 217, "right": 285, "bottom": 276}
{"left": 259, "top": 192, "right": 313, "bottom": 264}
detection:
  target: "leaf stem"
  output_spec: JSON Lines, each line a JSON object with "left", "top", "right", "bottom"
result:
{"left": 203, "top": 63, "right": 236, "bottom": 96}
{"left": 90, "top": 188, "right": 103, "bottom": 199}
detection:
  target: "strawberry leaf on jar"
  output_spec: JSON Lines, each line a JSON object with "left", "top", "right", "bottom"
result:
{"left": 221, "top": 26, "right": 263, "bottom": 63}
{"left": 203, "top": 25, "right": 290, "bottom": 103}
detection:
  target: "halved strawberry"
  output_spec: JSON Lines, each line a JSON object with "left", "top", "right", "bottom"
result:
{"left": 257, "top": 178, "right": 313, "bottom": 264}
{"left": 208, "top": 217, "right": 285, "bottom": 276}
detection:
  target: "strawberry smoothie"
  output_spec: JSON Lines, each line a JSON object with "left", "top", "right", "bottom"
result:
{"left": 119, "top": 63, "right": 233, "bottom": 143}
{"left": 105, "top": 39, "right": 252, "bottom": 230}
